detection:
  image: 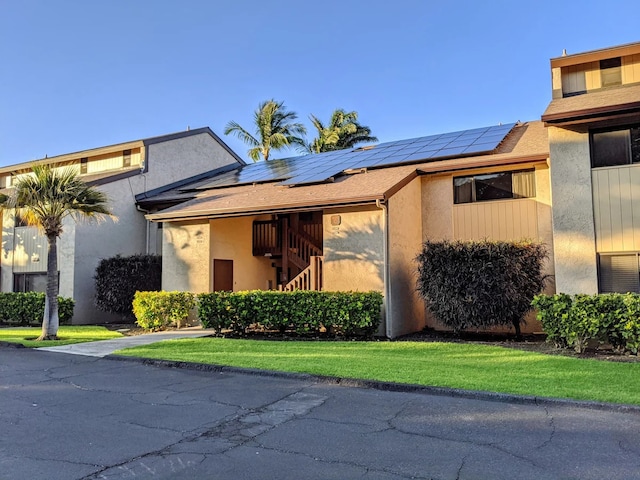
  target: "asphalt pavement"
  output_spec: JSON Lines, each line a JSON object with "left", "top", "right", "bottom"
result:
{"left": 1, "top": 346, "right": 640, "bottom": 479}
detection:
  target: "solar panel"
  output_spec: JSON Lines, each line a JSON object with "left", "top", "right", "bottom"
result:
{"left": 193, "top": 123, "right": 516, "bottom": 189}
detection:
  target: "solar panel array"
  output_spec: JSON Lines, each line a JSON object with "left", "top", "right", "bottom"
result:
{"left": 194, "top": 123, "right": 516, "bottom": 190}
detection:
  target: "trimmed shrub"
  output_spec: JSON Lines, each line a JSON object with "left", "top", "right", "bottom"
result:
{"left": 197, "top": 290, "right": 383, "bottom": 337}
{"left": 0, "top": 292, "right": 75, "bottom": 325}
{"left": 95, "top": 255, "right": 161, "bottom": 320}
{"left": 132, "top": 291, "right": 195, "bottom": 331}
{"left": 532, "top": 293, "right": 640, "bottom": 354}
{"left": 416, "top": 240, "right": 548, "bottom": 336}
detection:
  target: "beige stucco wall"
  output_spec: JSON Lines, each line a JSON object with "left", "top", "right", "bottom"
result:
{"left": 322, "top": 207, "right": 385, "bottom": 293}
{"left": 548, "top": 126, "right": 598, "bottom": 294}
{"left": 142, "top": 133, "right": 238, "bottom": 192}
{"left": 72, "top": 179, "right": 143, "bottom": 323}
{"left": 387, "top": 178, "right": 425, "bottom": 338}
{"left": 162, "top": 220, "right": 210, "bottom": 293}
{"left": 420, "top": 163, "right": 555, "bottom": 334}
{"left": 209, "top": 215, "right": 275, "bottom": 291}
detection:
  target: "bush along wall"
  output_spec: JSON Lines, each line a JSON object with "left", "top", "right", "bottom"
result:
{"left": 532, "top": 293, "right": 640, "bottom": 354}
{"left": 95, "top": 254, "right": 162, "bottom": 320}
{"left": 197, "top": 290, "right": 383, "bottom": 337}
{"left": 0, "top": 292, "right": 74, "bottom": 325}
{"left": 132, "top": 291, "right": 196, "bottom": 331}
{"left": 416, "top": 240, "right": 548, "bottom": 336}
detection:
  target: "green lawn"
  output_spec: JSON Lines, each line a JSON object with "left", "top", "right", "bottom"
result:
{"left": 0, "top": 326, "right": 123, "bottom": 347}
{"left": 115, "top": 338, "right": 640, "bottom": 405}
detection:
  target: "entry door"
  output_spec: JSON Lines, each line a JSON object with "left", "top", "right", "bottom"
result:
{"left": 213, "top": 259, "right": 234, "bottom": 291}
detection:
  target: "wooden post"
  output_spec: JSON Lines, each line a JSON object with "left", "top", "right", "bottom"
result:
{"left": 281, "top": 218, "right": 289, "bottom": 285}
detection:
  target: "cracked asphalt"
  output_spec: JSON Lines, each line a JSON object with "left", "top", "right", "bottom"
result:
{"left": 1, "top": 348, "right": 640, "bottom": 479}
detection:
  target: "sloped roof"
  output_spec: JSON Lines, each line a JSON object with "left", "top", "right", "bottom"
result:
{"left": 542, "top": 83, "right": 640, "bottom": 124}
{"left": 147, "top": 121, "right": 549, "bottom": 221}
{"left": 0, "top": 127, "right": 244, "bottom": 175}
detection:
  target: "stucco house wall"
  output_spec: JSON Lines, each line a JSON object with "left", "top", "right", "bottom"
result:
{"left": 162, "top": 220, "right": 211, "bottom": 293}
{"left": 209, "top": 215, "right": 275, "bottom": 291}
{"left": 387, "top": 177, "right": 425, "bottom": 338}
{"left": 547, "top": 126, "right": 598, "bottom": 294}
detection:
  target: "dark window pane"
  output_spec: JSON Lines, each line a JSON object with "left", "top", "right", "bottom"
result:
{"left": 631, "top": 127, "right": 640, "bottom": 164}
{"left": 592, "top": 130, "right": 631, "bottom": 167}
{"left": 123, "top": 149, "right": 131, "bottom": 167}
{"left": 453, "top": 177, "right": 473, "bottom": 204}
{"left": 474, "top": 172, "right": 513, "bottom": 201}
{"left": 599, "top": 254, "right": 640, "bottom": 293}
{"left": 80, "top": 157, "right": 88, "bottom": 174}
{"left": 600, "top": 57, "right": 622, "bottom": 87}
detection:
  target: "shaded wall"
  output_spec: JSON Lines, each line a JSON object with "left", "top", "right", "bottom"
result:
{"left": 387, "top": 177, "right": 425, "bottom": 338}
{"left": 548, "top": 126, "right": 598, "bottom": 294}
{"left": 209, "top": 215, "right": 275, "bottom": 291}
{"left": 162, "top": 220, "right": 210, "bottom": 293}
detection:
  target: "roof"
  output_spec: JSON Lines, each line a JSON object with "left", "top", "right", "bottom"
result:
{"left": 147, "top": 121, "right": 549, "bottom": 222}
{"left": 542, "top": 83, "right": 640, "bottom": 124}
{"left": 0, "top": 127, "right": 244, "bottom": 175}
{"left": 550, "top": 41, "right": 640, "bottom": 69}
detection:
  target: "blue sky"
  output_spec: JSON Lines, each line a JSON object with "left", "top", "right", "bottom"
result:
{"left": 1, "top": 1, "right": 638, "bottom": 166}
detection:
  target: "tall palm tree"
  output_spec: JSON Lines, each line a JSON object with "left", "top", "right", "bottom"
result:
{"left": 307, "top": 109, "right": 378, "bottom": 154}
{"left": 0, "top": 165, "right": 111, "bottom": 340}
{"left": 224, "top": 99, "right": 307, "bottom": 162}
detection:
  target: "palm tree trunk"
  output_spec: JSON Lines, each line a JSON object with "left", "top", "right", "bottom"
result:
{"left": 38, "top": 233, "right": 59, "bottom": 340}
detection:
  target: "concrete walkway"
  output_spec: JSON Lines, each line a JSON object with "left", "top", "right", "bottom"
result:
{"left": 37, "top": 326, "right": 211, "bottom": 357}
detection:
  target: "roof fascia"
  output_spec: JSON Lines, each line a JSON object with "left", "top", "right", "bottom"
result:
{"left": 542, "top": 102, "right": 640, "bottom": 124}
{"left": 550, "top": 42, "right": 640, "bottom": 68}
{"left": 146, "top": 196, "right": 384, "bottom": 222}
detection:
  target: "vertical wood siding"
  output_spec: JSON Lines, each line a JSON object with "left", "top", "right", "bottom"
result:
{"left": 622, "top": 54, "right": 640, "bottom": 84}
{"left": 453, "top": 199, "right": 538, "bottom": 241}
{"left": 592, "top": 165, "right": 640, "bottom": 252}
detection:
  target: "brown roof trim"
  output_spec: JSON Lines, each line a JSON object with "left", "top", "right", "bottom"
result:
{"left": 85, "top": 168, "right": 141, "bottom": 186}
{"left": 417, "top": 154, "right": 548, "bottom": 175}
{"left": 542, "top": 100, "right": 640, "bottom": 124}
{"left": 146, "top": 195, "right": 384, "bottom": 222}
{"left": 550, "top": 42, "right": 640, "bottom": 68}
{"left": 384, "top": 170, "right": 419, "bottom": 198}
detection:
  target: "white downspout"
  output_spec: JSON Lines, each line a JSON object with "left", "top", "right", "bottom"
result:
{"left": 376, "top": 198, "right": 392, "bottom": 338}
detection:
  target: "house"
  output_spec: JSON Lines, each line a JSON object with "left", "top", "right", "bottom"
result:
{"left": 142, "top": 120, "right": 553, "bottom": 337}
{"left": 542, "top": 41, "right": 640, "bottom": 295}
{"left": 1, "top": 128, "right": 244, "bottom": 323}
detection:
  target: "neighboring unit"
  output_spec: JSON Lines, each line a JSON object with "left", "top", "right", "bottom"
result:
{"left": 543, "top": 41, "right": 640, "bottom": 295}
{"left": 0, "top": 128, "right": 244, "bottom": 323}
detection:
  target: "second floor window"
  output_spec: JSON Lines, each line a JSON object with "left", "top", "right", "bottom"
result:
{"left": 453, "top": 169, "right": 536, "bottom": 204}
{"left": 591, "top": 125, "right": 640, "bottom": 168}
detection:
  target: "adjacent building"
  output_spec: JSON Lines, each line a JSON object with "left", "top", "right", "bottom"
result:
{"left": 1, "top": 128, "right": 243, "bottom": 323}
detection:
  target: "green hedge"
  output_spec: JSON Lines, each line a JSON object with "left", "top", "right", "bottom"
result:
{"left": 132, "top": 291, "right": 196, "bottom": 331}
{"left": 0, "top": 292, "right": 74, "bottom": 325}
{"left": 417, "top": 240, "right": 548, "bottom": 335}
{"left": 197, "top": 290, "right": 383, "bottom": 337}
{"left": 532, "top": 293, "right": 640, "bottom": 354}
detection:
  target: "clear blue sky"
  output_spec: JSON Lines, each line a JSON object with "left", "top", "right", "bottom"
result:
{"left": 1, "top": 1, "right": 638, "bottom": 166}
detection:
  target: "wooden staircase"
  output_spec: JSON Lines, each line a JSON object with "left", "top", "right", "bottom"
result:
{"left": 253, "top": 214, "right": 324, "bottom": 291}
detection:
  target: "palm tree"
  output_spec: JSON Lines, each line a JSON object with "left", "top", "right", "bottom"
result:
{"left": 0, "top": 166, "right": 111, "bottom": 340}
{"left": 307, "top": 109, "right": 378, "bottom": 154}
{"left": 224, "top": 99, "right": 307, "bottom": 162}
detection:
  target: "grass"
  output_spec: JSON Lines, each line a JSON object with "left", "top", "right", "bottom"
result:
{"left": 0, "top": 326, "right": 123, "bottom": 347}
{"left": 115, "top": 338, "right": 640, "bottom": 406}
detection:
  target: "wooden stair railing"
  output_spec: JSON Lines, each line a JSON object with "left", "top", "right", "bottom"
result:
{"left": 279, "top": 256, "right": 323, "bottom": 292}
{"left": 287, "top": 227, "right": 322, "bottom": 270}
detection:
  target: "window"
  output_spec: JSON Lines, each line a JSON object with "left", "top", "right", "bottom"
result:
{"left": 80, "top": 157, "right": 88, "bottom": 174}
{"left": 123, "top": 149, "right": 131, "bottom": 167}
{"left": 591, "top": 125, "right": 640, "bottom": 168}
{"left": 13, "top": 273, "right": 48, "bottom": 293}
{"left": 600, "top": 57, "right": 622, "bottom": 88}
{"left": 598, "top": 253, "right": 640, "bottom": 293}
{"left": 453, "top": 169, "right": 536, "bottom": 204}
